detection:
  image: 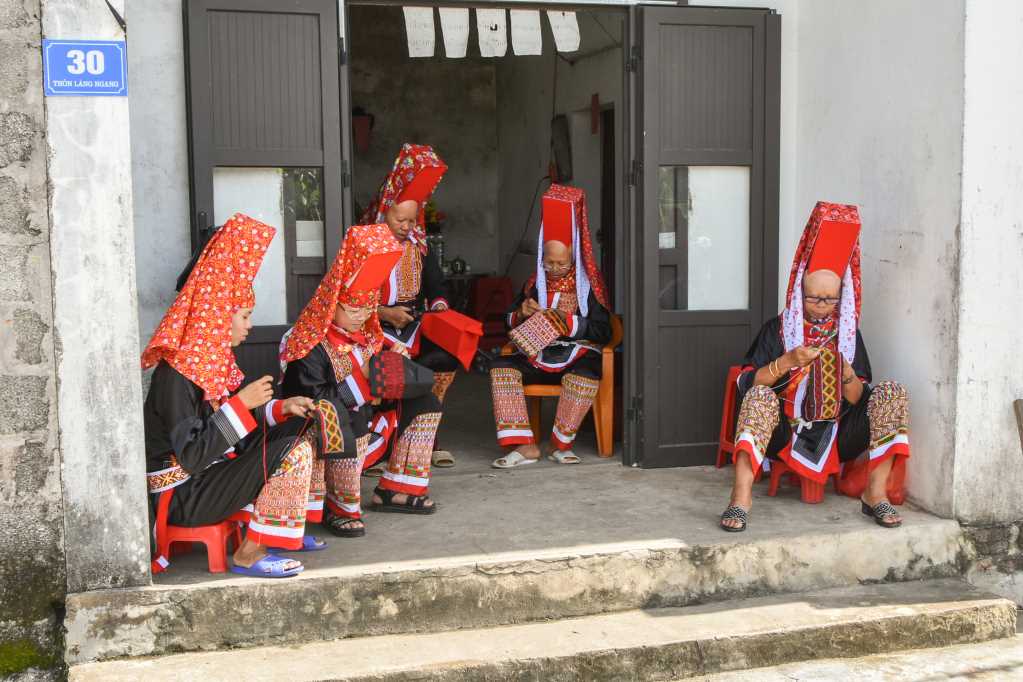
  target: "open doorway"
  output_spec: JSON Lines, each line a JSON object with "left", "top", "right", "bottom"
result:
{"left": 346, "top": 4, "right": 627, "bottom": 465}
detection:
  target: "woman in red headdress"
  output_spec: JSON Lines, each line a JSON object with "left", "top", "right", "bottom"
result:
{"left": 142, "top": 214, "right": 323, "bottom": 578}
{"left": 489, "top": 184, "right": 612, "bottom": 468}
{"left": 720, "top": 202, "right": 911, "bottom": 533}
{"left": 280, "top": 223, "right": 443, "bottom": 538}
{"left": 362, "top": 143, "right": 471, "bottom": 469}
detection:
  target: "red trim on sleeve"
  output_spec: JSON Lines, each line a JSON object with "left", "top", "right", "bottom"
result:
{"left": 350, "top": 352, "right": 373, "bottom": 399}
{"left": 225, "top": 395, "right": 258, "bottom": 432}
{"left": 271, "top": 399, "right": 288, "bottom": 424}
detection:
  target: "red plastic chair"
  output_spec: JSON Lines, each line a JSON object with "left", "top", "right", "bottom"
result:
{"left": 716, "top": 365, "right": 744, "bottom": 468}
{"left": 152, "top": 489, "right": 247, "bottom": 574}
{"left": 767, "top": 459, "right": 837, "bottom": 504}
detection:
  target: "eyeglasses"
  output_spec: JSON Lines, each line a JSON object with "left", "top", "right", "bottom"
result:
{"left": 542, "top": 262, "right": 572, "bottom": 273}
{"left": 803, "top": 295, "right": 840, "bottom": 306}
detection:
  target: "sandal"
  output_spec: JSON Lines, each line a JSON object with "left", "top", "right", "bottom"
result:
{"left": 267, "top": 535, "right": 327, "bottom": 552}
{"left": 720, "top": 505, "right": 749, "bottom": 533}
{"left": 363, "top": 465, "right": 384, "bottom": 478}
{"left": 230, "top": 553, "right": 303, "bottom": 578}
{"left": 546, "top": 449, "right": 581, "bottom": 464}
{"left": 492, "top": 451, "right": 539, "bottom": 469}
{"left": 372, "top": 486, "right": 437, "bottom": 515}
{"left": 432, "top": 450, "right": 456, "bottom": 468}
{"left": 861, "top": 499, "right": 902, "bottom": 528}
{"left": 323, "top": 513, "right": 366, "bottom": 538}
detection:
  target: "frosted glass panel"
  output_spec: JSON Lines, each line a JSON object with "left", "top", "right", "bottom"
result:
{"left": 687, "top": 167, "right": 749, "bottom": 310}
{"left": 657, "top": 166, "right": 749, "bottom": 311}
{"left": 213, "top": 167, "right": 287, "bottom": 326}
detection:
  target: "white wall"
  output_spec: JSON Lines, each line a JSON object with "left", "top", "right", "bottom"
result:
{"left": 953, "top": 0, "right": 1023, "bottom": 525}
{"left": 128, "top": 0, "right": 191, "bottom": 349}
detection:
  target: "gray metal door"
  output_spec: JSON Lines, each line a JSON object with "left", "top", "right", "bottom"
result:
{"left": 633, "top": 6, "right": 780, "bottom": 468}
{"left": 185, "top": 0, "right": 351, "bottom": 380}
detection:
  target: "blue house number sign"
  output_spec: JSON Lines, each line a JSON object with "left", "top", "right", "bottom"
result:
{"left": 43, "top": 40, "right": 127, "bottom": 96}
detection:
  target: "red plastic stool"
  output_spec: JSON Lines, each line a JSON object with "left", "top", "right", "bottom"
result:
{"left": 836, "top": 455, "right": 907, "bottom": 505}
{"left": 767, "top": 459, "right": 836, "bottom": 504}
{"left": 715, "top": 365, "right": 744, "bottom": 468}
{"left": 152, "top": 489, "right": 247, "bottom": 574}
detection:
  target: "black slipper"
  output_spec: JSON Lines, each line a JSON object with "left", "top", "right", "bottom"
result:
{"left": 861, "top": 499, "right": 902, "bottom": 528}
{"left": 720, "top": 505, "right": 749, "bottom": 532}
{"left": 323, "top": 513, "right": 366, "bottom": 538}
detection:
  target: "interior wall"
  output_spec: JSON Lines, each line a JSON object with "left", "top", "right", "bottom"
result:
{"left": 793, "top": 0, "right": 966, "bottom": 516}
{"left": 349, "top": 5, "right": 500, "bottom": 275}
{"left": 496, "top": 11, "right": 625, "bottom": 307}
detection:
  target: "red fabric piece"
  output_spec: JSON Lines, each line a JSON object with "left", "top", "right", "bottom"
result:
{"left": 141, "top": 213, "right": 275, "bottom": 401}
{"left": 807, "top": 216, "right": 861, "bottom": 277}
{"left": 282, "top": 224, "right": 402, "bottom": 364}
{"left": 420, "top": 309, "right": 483, "bottom": 371}
{"left": 360, "top": 143, "right": 448, "bottom": 255}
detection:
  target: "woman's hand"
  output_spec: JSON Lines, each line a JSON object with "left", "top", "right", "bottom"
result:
{"left": 237, "top": 375, "right": 274, "bottom": 409}
{"left": 519, "top": 298, "right": 541, "bottom": 319}
{"left": 281, "top": 396, "right": 315, "bottom": 418}
{"left": 788, "top": 345, "right": 821, "bottom": 368}
{"left": 379, "top": 305, "right": 414, "bottom": 329}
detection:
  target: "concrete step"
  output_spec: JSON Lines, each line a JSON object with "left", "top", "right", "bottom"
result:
{"left": 68, "top": 579, "right": 1016, "bottom": 681}
{"left": 63, "top": 511, "right": 965, "bottom": 664}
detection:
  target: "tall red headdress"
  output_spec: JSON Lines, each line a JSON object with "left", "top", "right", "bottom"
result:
{"left": 281, "top": 224, "right": 402, "bottom": 364}
{"left": 534, "top": 184, "right": 609, "bottom": 316}
{"left": 360, "top": 143, "right": 448, "bottom": 253}
{"left": 782, "top": 201, "right": 862, "bottom": 361}
{"left": 142, "top": 213, "right": 276, "bottom": 401}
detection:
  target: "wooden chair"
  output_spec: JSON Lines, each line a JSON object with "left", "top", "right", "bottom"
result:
{"left": 501, "top": 314, "right": 623, "bottom": 457}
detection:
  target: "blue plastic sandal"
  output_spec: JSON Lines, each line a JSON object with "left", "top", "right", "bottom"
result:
{"left": 267, "top": 535, "right": 327, "bottom": 552}
{"left": 230, "top": 553, "right": 304, "bottom": 578}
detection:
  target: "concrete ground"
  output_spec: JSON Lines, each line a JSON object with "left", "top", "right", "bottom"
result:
{"left": 157, "top": 373, "right": 937, "bottom": 586}
{"left": 693, "top": 623, "right": 1023, "bottom": 681}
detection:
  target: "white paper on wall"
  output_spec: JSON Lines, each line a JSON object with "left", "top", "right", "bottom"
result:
{"left": 546, "top": 11, "right": 580, "bottom": 52}
{"left": 510, "top": 10, "right": 542, "bottom": 56}
{"left": 476, "top": 8, "right": 507, "bottom": 57}
{"left": 438, "top": 8, "right": 469, "bottom": 58}
{"left": 403, "top": 6, "right": 435, "bottom": 58}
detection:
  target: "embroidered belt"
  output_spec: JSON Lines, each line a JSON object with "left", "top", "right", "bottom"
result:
{"left": 146, "top": 455, "right": 190, "bottom": 493}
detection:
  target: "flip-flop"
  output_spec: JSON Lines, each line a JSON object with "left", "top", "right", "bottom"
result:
{"left": 230, "top": 553, "right": 304, "bottom": 578}
{"left": 267, "top": 535, "right": 327, "bottom": 552}
{"left": 546, "top": 450, "right": 581, "bottom": 464}
{"left": 492, "top": 451, "right": 539, "bottom": 469}
{"left": 432, "top": 450, "right": 456, "bottom": 468}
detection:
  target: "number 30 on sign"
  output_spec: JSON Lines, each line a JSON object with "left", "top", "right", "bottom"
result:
{"left": 42, "top": 40, "right": 128, "bottom": 96}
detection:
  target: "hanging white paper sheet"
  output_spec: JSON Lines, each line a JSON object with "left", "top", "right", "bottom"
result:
{"left": 476, "top": 8, "right": 507, "bottom": 58}
{"left": 438, "top": 8, "right": 469, "bottom": 58}
{"left": 510, "top": 10, "right": 542, "bottom": 56}
{"left": 403, "top": 6, "right": 435, "bottom": 58}
{"left": 547, "top": 11, "right": 580, "bottom": 52}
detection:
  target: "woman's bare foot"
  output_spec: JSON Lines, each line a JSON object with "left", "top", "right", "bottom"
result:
{"left": 232, "top": 536, "right": 301, "bottom": 571}
{"left": 721, "top": 453, "right": 755, "bottom": 530}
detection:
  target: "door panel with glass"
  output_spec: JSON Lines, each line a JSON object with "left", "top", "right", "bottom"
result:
{"left": 185, "top": 0, "right": 348, "bottom": 381}
{"left": 636, "top": 7, "right": 780, "bottom": 467}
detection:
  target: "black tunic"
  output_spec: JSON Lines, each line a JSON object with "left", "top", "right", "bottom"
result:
{"left": 144, "top": 361, "right": 309, "bottom": 527}
{"left": 495, "top": 285, "right": 611, "bottom": 378}
{"left": 736, "top": 315, "right": 876, "bottom": 462}
{"left": 379, "top": 245, "right": 460, "bottom": 373}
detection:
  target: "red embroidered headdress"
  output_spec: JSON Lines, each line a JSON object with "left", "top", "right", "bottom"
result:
{"left": 281, "top": 223, "right": 402, "bottom": 363}
{"left": 360, "top": 143, "right": 447, "bottom": 254}
{"left": 782, "top": 201, "right": 862, "bottom": 361}
{"left": 141, "top": 213, "right": 276, "bottom": 401}
{"left": 533, "top": 184, "right": 609, "bottom": 316}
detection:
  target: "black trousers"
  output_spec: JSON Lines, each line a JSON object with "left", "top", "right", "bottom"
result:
{"left": 166, "top": 417, "right": 309, "bottom": 527}
{"left": 490, "top": 349, "right": 602, "bottom": 383}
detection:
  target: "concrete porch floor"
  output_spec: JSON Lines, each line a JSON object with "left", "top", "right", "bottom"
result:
{"left": 155, "top": 373, "right": 944, "bottom": 587}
